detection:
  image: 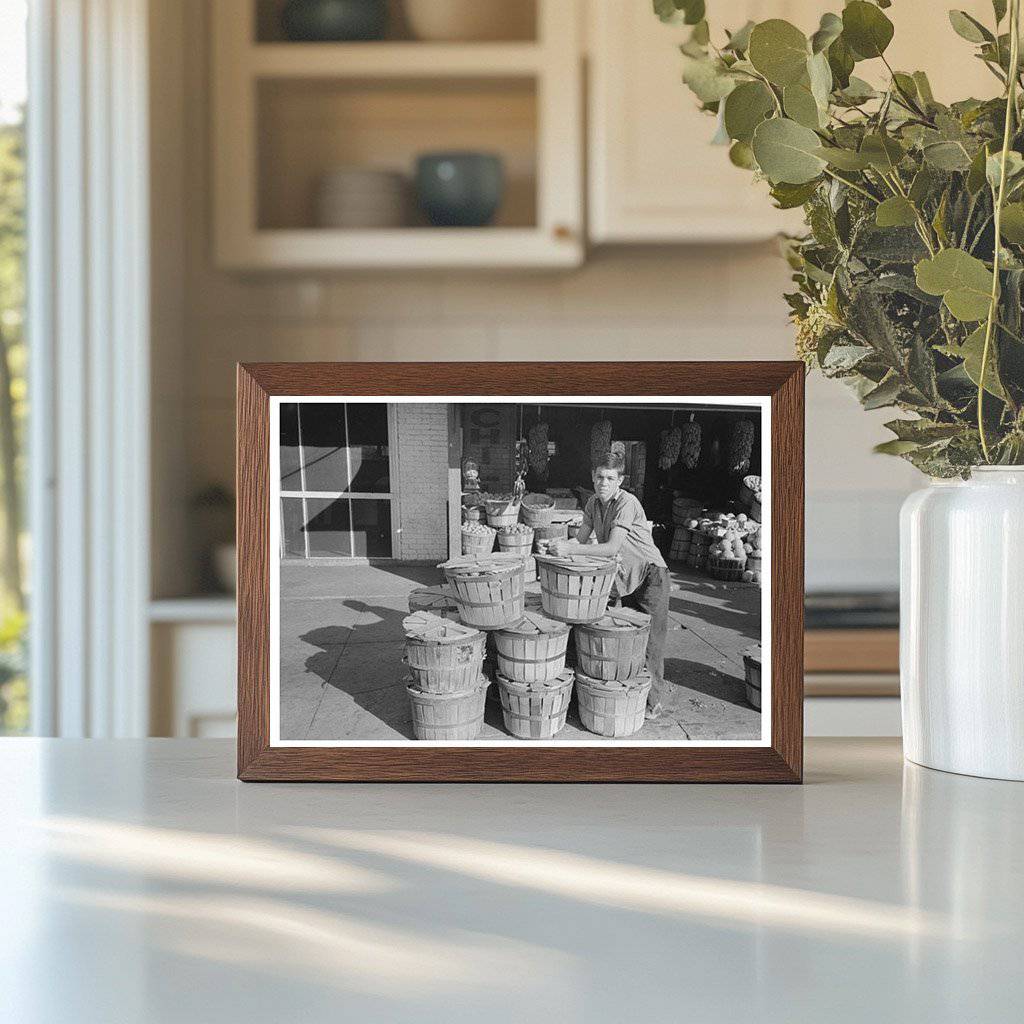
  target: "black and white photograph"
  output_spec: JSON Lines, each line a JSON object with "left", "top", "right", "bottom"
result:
{"left": 270, "top": 397, "right": 770, "bottom": 745}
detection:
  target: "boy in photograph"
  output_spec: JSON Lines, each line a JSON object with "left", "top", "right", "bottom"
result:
{"left": 551, "top": 452, "right": 671, "bottom": 720}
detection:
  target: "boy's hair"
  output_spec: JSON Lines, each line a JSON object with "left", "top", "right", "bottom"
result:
{"left": 592, "top": 451, "right": 626, "bottom": 476}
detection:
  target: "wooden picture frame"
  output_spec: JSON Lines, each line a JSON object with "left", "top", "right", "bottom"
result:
{"left": 237, "top": 362, "right": 804, "bottom": 782}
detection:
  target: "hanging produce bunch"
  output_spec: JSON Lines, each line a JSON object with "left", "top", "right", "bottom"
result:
{"left": 528, "top": 421, "right": 549, "bottom": 480}
{"left": 658, "top": 0, "right": 1024, "bottom": 475}
{"left": 590, "top": 420, "right": 613, "bottom": 466}
{"left": 727, "top": 419, "right": 755, "bottom": 475}
{"left": 658, "top": 426, "right": 682, "bottom": 469}
{"left": 680, "top": 420, "right": 701, "bottom": 468}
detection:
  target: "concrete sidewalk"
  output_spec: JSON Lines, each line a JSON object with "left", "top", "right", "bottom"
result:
{"left": 279, "top": 561, "right": 762, "bottom": 742}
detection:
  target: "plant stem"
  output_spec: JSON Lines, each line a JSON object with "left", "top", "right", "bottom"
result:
{"left": 979, "top": 0, "right": 1021, "bottom": 462}
{"left": 821, "top": 167, "right": 879, "bottom": 203}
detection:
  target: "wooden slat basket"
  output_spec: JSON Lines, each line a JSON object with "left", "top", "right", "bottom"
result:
{"left": 496, "top": 524, "right": 534, "bottom": 557}
{"left": 493, "top": 611, "right": 571, "bottom": 683}
{"left": 574, "top": 607, "right": 651, "bottom": 681}
{"left": 496, "top": 669, "right": 574, "bottom": 740}
{"left": 461, "top": 524, "right": 496, "bottom": 556}
{"left": 707, "top": 553, "right": 747, "bottom": 582}
{"left": 520, "top": 493, "right": 556, "bottom": 527}
{"left": 533, "top": 522, "right": 569, "bottom": 553}
{"left": 406, "top": 677, "right": 487, "bottom": 741}
{"left": 485, "top": 495, "right": 521, "bottom": 529}
{"left": 407, "top": 585, "right": 461, "bottom": 619}
{"left": 403, "top": 612, "right": 486, "bottom": 694}
{"left": 535, "top": 554, "right": 617, "bottom": 623}
{"left": 669, "top": 525, "right": 691, "bottom": 562}
{"left": 574, "top": 669, "right": 651, "bottom": 738}
{"left": 439, "top": 553, "right": 526, "bottom": 630}
{"left": 743, "top": 645, "right": 762, "bottom": 710}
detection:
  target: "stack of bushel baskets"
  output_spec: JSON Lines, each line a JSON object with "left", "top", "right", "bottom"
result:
{"left": 403, "top": 612, "right": 487, "bottom": 740}
{"left": 574, "top": 608, "right": 652, "bottom": 737}
{"left": 493, "top": 611, "right": 573, "bottom": 739}
{"left": 534, "top": 554, "right": 652, "bottom": 739}
{"left": 669, "top": 496, "right": 702, "bottom": 563}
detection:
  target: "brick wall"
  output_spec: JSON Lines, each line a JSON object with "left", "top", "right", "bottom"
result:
{"left": 393, "top": 404, "right": 451, "bottom": 561}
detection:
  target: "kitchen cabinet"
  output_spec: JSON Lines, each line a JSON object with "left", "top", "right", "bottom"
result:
{"left": 587, "top": 0, "right": 998, "bottom": 244}
{"left": 211, "top": 0, "right": 583, "bottom": 269}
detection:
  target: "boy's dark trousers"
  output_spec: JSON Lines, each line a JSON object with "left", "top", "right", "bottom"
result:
{"left": 617, "top": 564, "right": 671, "bottom": 709}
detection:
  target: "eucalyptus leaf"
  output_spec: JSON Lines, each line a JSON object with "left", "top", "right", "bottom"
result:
{"left": 770, "top": 179, "right": 821, "bottom": 209}
{"left": 874, "top": 439, "right": 921, "bottom": 455}
{"left": 967, "top": 143, "right": 993, "bottom": 193}
{"left": 724, "top": 20, "right": 755, "bottom": 53}
{"left": 729, "top": 140, "right": 758, "bottom": 169}
{"left": 923, "top": 141, "right": 973, "bottom": 171}
{"left": 842, "top": 1, "right": 894, "bottom": 60}
{"left": 993, "top": 0, "right": 1008, "bottom": 24}
{"left": 752, "top": 117, "right": 827, "bottom": 184}
{"left": 862, "top": 375, "right": 903, "bottom": 410}
{"left": 860, "top": 133, "right": 905, "bottom": 173}
{"left": 948, "top": 10, "right": 993, "bottom": 44}
{"left": 827, "top": 35, "right": 855, "bottom": 89}
{"left": 959, "top": 324, "right": 1007, "bottom": 398}
{"left": 914, "top": 249, "right": 994, "bottom": 321}
{"left": 985, "top": 150, "right": 1024, "bottom": 190}
{"left": 912, "top": 71, "right": 935, "bottom": 105}
{"left": 807, "top": 51, "right": 833, "bottom": 111}
{"left": 810, "top": 12, "right": 842, "bottom": 54}
{"left": 836, "top": 76, "right": 878, "bottom": 104}
{"left": 999, "top": 202, "right": 1024, "bottom": 243}
{"left": 783, "top": 83, "right": 823, "bottom": 129}
{"left": 815, "top": 146, "right": 872, "bottom": 170}
{"left": 875, "top": 196, "right": 918, "bottom": 228}
{"left": 723, "top": 81, "right": 775, "bottom": 143}
{"left": 748, "top": 19, "right": 809, "bottom": 87}
{"left": 682, "top": 55, "right": 737, "bottom": 103}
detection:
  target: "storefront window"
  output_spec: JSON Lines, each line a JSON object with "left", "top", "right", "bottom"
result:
{"left": 280, "top": 402, "right": 392, "bottom": 559}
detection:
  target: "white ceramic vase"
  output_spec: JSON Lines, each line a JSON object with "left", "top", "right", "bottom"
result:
{"left": 900, "top": 467, "right": 1024, "bottom": 780}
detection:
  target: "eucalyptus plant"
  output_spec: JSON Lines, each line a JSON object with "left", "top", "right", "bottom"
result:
{"left": 658, "top": 0, "right": 1024, "bottom": 474}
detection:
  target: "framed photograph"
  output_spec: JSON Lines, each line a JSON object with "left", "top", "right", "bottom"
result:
{"left": 237, "top": 362, "right": 804, "bottom": 782}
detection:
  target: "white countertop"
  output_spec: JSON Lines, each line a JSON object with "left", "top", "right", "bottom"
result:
{"left": 2, "top": 738, "right": 1021, "bottom": 1023}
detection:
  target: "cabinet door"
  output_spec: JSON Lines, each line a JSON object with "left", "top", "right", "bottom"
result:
{"left": 588, "top": 1, "right": 812, "bottom": 242}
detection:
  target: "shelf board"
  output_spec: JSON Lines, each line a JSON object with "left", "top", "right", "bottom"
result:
{"left": 249, "top": 42, "right": 544, "bottom": 79}
{"left": 150, "top": 597, "right": 237, "bottom": 624}
{"left": 222, "top": 227, "right": 580, "bottom": 270}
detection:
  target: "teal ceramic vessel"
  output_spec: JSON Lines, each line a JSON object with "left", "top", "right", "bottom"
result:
{"left": 415, "top": 152, "right": 505, "bottom": 227}
{"left": 280, "top": 0, "right": 388, "bottom": 42}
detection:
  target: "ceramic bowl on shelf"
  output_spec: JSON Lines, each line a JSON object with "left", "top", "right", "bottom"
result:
{"left": 280, "top": 0, "right": 388, "bottom": 42}
{"left": 414, "top": 152, "right": 504, "bottom": 228}
{"left": 314, "top": 167, "right": 409, "bottom": 228}
{"left": 403, "top": 0, "right": 534, "bottom": 42}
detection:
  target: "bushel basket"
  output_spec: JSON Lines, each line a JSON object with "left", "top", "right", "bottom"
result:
{"left": 493, "top": 610, "right": 571, "bottom": 683}
{"left": 574, "top": 607, "right": 651, "bottom": 681}
{"left": 406, "top": 678, "right": 487, "bottom": 741}
{"left": 496, "top": 669, "right": 574, "bottom": 740}
{"left": 520, "top": 493, "right": 556, "bottom": 527}
{"left": 439, "top": 553, "right": 526, "bottom": 629}
{"left": 496, "top": 525, "right": 534, "bottom": 557}
{"left": 707, "top": 554, "right": 747, "bottom": 582}
{"left": 403, "top": 612, "right": 485, "bottom": 694}
{"left": 461, "top": 524, "right": 495, "bottom": 556}
{"left": 485, "top": 495, "right": 521, "bottom": 529}
{"left": 574, "top": 669, "right": 651, "bottom": 738}
{"left": 535, "top": 554, "right": 617, "bottom": 623}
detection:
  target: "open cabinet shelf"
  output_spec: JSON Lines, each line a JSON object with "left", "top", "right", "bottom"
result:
{"left": 212, "top": 0, "right": 583, "bottom": 269}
